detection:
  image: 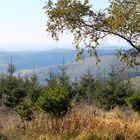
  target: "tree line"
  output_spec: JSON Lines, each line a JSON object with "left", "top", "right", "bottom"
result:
{"left": 0, "top": 62, "right": 140, "bottom": 122}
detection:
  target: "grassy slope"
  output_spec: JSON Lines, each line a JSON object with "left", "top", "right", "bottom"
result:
{"left": 1, "top": 105, "right": 140, "bottom": 140}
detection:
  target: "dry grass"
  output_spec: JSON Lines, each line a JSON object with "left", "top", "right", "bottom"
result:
{"left": 1, "top": 105, "right": 140, "bottom": 140}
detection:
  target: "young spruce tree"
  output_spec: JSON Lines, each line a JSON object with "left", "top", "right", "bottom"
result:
{"left": 94, "top": 65, "right": 134, "bottom": 110}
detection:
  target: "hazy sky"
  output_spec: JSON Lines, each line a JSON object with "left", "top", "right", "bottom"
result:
{"left": 0, "top": 0, "right": 129, "bottom": 51}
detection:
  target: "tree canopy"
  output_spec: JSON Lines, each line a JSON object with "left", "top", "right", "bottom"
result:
{"left": 44, "top": 0, "right": 140, "bottom": 66}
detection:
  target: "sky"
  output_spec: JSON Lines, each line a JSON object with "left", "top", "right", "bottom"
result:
{"left": 0, "top": 0, "right": 129, "bottom": 51}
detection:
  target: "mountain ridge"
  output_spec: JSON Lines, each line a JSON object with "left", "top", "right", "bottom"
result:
{"left": 0, "top": 48, "right": 115, "bottom": 72}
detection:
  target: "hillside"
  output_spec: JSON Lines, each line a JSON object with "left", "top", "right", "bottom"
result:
{"left": 0, "top": 48, "right": 115, "bottom": 72}
{"left": 0, "top": 48, "right": 139, "bottom": 83}
{"left": 0, "top": 49, "right": 76, "bottom": 71}
{"left": 21, "top": 55, "right": 115, "bottom": 82}
{"left": 20, "top": 55, "right": 140, "bottom": 84}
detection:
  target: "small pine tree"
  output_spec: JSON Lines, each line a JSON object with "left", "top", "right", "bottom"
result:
{"left": 15, "top": 97, "right": 34, "bottom": 121}
{"left": 37, "top": 70, "right": 72, "bottom": 118}
{"left": 37, "top": 82, "right": 71, "bottom": 117}
{"left": 2, "top": 78, "right": 27, "bottom": 108}
{"left": 94, "top": 66, "right": 134, "bottom": 110}
{"left": 78, "top": 69, "right": 96, "bottom": 104}
{"left": 58, "top": 64, "right": 74, "bottom": 99}
{"left": 30, "top": 71, "right": 38, "bottom": 86}
{"left": 58, "top": 64, "right": 69, "bottom": 86}
{"left": 1, "top": 63, "right": 27, "bottom": 108}
{"left": 7, "top": 59, "right": 16, "bottom": 79}
{"left": 45, "top": 69, "right": 57, "bottom": 87}
{"left": 27, "top": 72, "right": 42, "bottom": 104}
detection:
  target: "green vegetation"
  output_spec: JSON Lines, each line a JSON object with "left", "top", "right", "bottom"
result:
{"left": 0, "top": 63, "right": 140, "bottom": 139}
{"left": 0, "top": 63, "right": 27, "bottom": 109}
{"left": 94, "top": 66, "right": 134, "bottom": 110}
{"left": 0, "top": 63, "right": 140, "bottom": 120}
{"left": 0, "top": 0, "right": 139, "bottom": 139}
{"left": 72, "top": 69, "right": 98, "bottom": 104}
{"left": 37, "top": 70, "right": 72, "bottom": 117}
{"left": 126, "top": 91, "right": 140, "bottom": 112}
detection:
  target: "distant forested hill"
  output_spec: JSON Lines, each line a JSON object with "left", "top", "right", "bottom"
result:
{"left": 0, "top": 48, "right": 139, "bottom": 83}
{"left": 20, "top": 55, "right": 140, "bottom": 84}
{"left": 0, "top": 48, "right": 114, "bottom": 72}
{"left": 22, "top": 55, "right": 116, "bottom": 83}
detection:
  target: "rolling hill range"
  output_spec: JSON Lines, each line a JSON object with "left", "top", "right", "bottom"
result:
{"left": 0, "top": 49, "right": 76, "bottom": 71}
{"left": 0, "top": 48, "right": 115, "bottom": 72}
{"left": 0, "top": 48, "right": 139, "bottom": 83}
{"left": 21, "top": 55, "right": 116, "bottom": 83}
{"left": 20, "top": 55, "right": 140, "bottom": 84}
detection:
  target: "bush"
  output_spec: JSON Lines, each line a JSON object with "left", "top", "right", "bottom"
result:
{"left": 37, "top": 66, "right": 73, "bottom": 117}
{"left": 0, "top": 64, "right": 42, "bottom": 121}
{"left": 0, "top": 63, "right": 28, "bottom": 108}
{"left": 126, "top": 91, "right": 140, "bottom": 112}
{"left": 1, "top": 77, "right": 27, "bottom": 108}
{"left": 73, "top": 69, "right": 96, "bottom": 104}
{"left": 37, "top": 80, "right": 71, "bottom": 117}
{"left": 26, "top": 73, "right": 42, "bottom": 104}
{"left": 94, "top": 66, "right": 134, "bottom": 110}
{"left": 13, "top": 74, "right": 41, "bottom": 121}
{"left": 15, "top": 98, "right": 34, "bottom": 121}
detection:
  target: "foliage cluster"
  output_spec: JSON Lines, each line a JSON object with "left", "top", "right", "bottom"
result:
{"left": 44, "top": 0, "right": 140, "bottom": 66}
